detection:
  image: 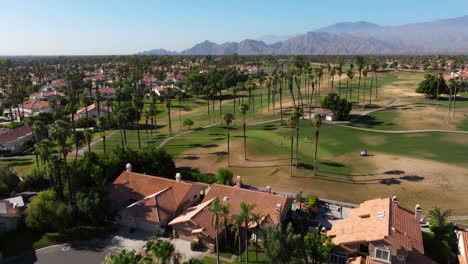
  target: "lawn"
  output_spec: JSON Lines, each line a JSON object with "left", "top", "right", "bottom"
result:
{"left": 0, "top": 157, "right": 39, "bottom": 177}
{"left": 202, "top": 247, "right": 269, "bottom": 264}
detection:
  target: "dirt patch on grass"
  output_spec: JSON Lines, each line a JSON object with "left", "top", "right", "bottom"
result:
{"left": 175, "top": 137, "right": 468, "bottom": 215}
{"left": 345, "top": 152, "right": 468, "bottom": 214}
{"left": 360, "top": 135, "right": 387, "bottom": 146}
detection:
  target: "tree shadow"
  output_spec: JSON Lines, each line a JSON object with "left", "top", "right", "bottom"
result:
{"left": 200, "top": 144, "right": 218, "bottom": 148}
{"left": 400, "top": 175, "right": 424, "bottom": 182}
{"left": 182, "top": 155, "right": 199, "bottom": 160}
{"left": 349, "top": 115, "right": 384, "bottom": 127}
{"left": 379, "top": 178, "right": 401, "bottom": 185}
{"left": 319, "top": 161, "right": 345, "bottom": 168}
{"left": 384, "top": 170, "right": 405, "bottom": 175}
{"left": 210, "top": 151, "right": 227, "bottom": 156}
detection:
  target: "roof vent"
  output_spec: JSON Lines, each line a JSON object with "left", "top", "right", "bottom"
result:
{"left": 175, "top": 173, "right": 182, "bottom": 182}
{"left": 359, "top": 214, "right": 371, "bottom": 218}
{"left": 125, "top": 163, "right": 132, "bottom": 172}
{"left": 391, "top": 196, "right": 398, "bottom": 204}
{"left": 275, "top": 203, "right": 282, "bottom": 211}
{"left": 377, "top": 211, "right": 385, "bottom": 219}
{"left": 223, "top": 196, "right": 229, "bottom": 202}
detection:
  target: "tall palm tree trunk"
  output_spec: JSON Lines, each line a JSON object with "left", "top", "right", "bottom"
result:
{"left": 243, "top": 117, "right": 247, "bottom": 160}
{"left": 290, "top": 127, "right": 294, "bottom": 177}
{"left": 296, "top": 126, "right": 299, "bottom": 168}
{"left": 314, "top": 129, "right": 319, "bottom": 176}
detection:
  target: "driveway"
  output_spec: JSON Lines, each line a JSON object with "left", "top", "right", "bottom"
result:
{"left": 4, "top": 244, "right": 115, "bottom": 264}
{"left": 4, "top": 226, "right": 152, "bottom": 264}
{"left": 170, "top": 238, "right": 207, "bottom": 261}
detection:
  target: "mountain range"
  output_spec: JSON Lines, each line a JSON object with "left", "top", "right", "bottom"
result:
{"left": 139, "top": 15, "right": 468, "bottom": 55}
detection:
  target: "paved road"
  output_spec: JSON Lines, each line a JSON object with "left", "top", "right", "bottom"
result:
{"left": 5, "top": 244, "right": 115, "bottom": 264}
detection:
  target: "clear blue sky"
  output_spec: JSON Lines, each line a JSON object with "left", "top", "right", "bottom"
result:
{"left": 1, "top": 0, "right": 467, "bottom": 55}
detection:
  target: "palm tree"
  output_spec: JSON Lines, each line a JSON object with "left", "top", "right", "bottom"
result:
{"left": 251, "top": 213, "right": 264, "bottom": 263}
{"left": 346, "top": 68, "right": 355, "bottom": 100}
{"left": 287, "top": 117, "right": 297, "bottom": 177}
{"left": 337, "top": 66, "right": 343, "bottom": 97}
{"left": 97, "top": 117, "right": 107, "bottom": 153}
{"left": 293, "top": 107, "right": 303, "bottom": 168}
{"left": 49, "top": 120, "right": 72, "bottom": 204}
{"left": 447, "top": 79, "right": 456, "bottom": 120}
{"left": 362, "top": 68, "right": 368, "bottom": 110}
{"left": 105, "top": 249, "right": 140, "bottom": 264}
{"left": 149, "top": 240, "right": 175, "bottom": 264}
{"left": 230, "top": 214, "right": 244, "bottom": 262}
{"left": 220, "top": 203, "right": 231, "bottom": 250}
{"left": 223, "top": 113, "right": 235, "bottom": 166}
{"left": 239, "top": 202, "right": 255, "bottom": 264}
{"left": 239, "top": 104, "right": 249, "bottom": 160}
{"left": 371, "top": 62, "right": 378, "bottom": 99}
{"left": 207, "top": 197, "right": 222, "bottom": 264}
{"left": 428, "top": 206, "right": 453, "bottom": 240}
{"left": 84, "top": 128, "right": 93, "bottom": 153}
{"left": 313, "top": 113, "right": 324, "bottom": 176}
{"left": 115, "top": 110, "right": 127, "bottom": 148}
{"left": 165, "top": 97, "right": 173, "bottom": 136}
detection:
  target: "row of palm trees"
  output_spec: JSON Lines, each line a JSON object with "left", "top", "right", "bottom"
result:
{"left": 208, "top": 198, "right": 261, "bottom": 264}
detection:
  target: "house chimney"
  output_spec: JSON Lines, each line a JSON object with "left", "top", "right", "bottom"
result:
{"left": 320, "top": 227, "right": 327, "bottom": 235}
{"left": 235, "top": 176, "right": 242, "bottom": 188}
{"left": 275, "top": 203, "right": 282, "bottom": 223}
{"left": 125, "top": 163, "right": 132, "bottom": 172}
{"left": 415, "top": 204, "right": 422, "bottom": 222}
{"left": 266, "top": 186, "right": 272, "bottom": 194}
{"left": 175, "top": 173, "right": 182, "bottom": 182}
{"left": 391, "top": 196, "right": 398, "bottom": 204}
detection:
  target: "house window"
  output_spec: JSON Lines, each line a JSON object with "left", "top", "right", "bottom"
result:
{"left": 397, "top": 255, "right": 404, "bottom": 261}
{"left": 359, "top": 244, "right": 369, "bottom": 255}
{"left": 375, "top": 248, "right": 391, "bottom": 262}
{"left": 329, "top": 253, "right": 347, "bottom": 264}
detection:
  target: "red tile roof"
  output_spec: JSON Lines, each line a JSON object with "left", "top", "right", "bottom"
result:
{"left": 459, "top": 231, "right": 468, "bottom": 264}
{"left": 20, "top": 100, "right": 51, "bottom": 111}
{"left": 0, "top": 126, "right": 33, "bottom": 145}
{"left": 122, "top": 187, "right": 177, "bottom": 225}
{"left": 328, "top": 198, "right": 425, "bottom": 254}
{"left": 388, "top": 202, "right": 425, "bottom": 254}
{"left": 202, "top": 184, "right": 292, "bottom": 226}
{"left": 110, "top": 171, "right": 202, "bottom": 212}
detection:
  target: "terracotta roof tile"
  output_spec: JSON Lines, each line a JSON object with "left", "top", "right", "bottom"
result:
{"left": 110, "top": 171, "right": 201, "bottom": 211}
{"left": 328, "top": 198, "right": 424, "bottom": 254}
{"left": 202, "top": 184, "right": 293, "bottom": 226}
{"left": 0, "top": 126, "right": 33, "bottom": 145}
{"left": 122, "top": 187, "right": 177, "bottom": 224}
{"left": 459, "top": 231, "right": 468, "bottom": 264}
{"left": 20, "top": 100, "right": 51, "bottom": 110}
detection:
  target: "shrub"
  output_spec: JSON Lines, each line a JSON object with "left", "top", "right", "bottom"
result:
{"left": 25, "top": 189, "right": 72, "bottom": 232}
{"left": 321, "top": 92, "right": 352, "bottom": 120}
{"left": 215, "top": 168, "right": 233, "bottom": 185}
{"left": 0, "top": 166, "right": 19, "bottom": 198}
{"left": 190, "top": 241, "right": 198, "bottom": 251}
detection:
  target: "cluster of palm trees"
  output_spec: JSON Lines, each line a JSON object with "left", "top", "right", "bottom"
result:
{"left": 208, "top": 198, "right": 262, "bottom": 264}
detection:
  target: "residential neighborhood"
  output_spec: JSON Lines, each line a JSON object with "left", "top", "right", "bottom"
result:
{"left": 2, "top": 2, "right": 468, "bottom": 263}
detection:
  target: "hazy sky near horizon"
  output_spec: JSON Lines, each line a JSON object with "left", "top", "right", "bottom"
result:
{"left": 2, "top": 0, "right": 467, "bottom": 55}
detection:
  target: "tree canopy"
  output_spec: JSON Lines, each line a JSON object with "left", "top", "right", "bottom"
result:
{"left": 321, "top": 92, "right": 352, "bottom": 120}
{"left": 416, "top": 74, "right": 448, "bottom": 98}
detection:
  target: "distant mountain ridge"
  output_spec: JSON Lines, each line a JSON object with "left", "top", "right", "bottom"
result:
{"left": 139, "top": 15, "right": 468, "bottom": 55}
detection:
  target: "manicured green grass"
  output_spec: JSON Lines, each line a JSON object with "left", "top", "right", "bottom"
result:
{"left": 349, "top": 110, "right": 400, "bottom": 130}
{"left": 163, "top": 120, "right": 468, "bottom": 169}
{"left": 203, "top": 247, "right": 268, "bottom": 264}
{"left": 0, "top": 157, "right": 39, "bottom": 177}
{"left": 457, "top": 117, "right": 468, "bottom": 131}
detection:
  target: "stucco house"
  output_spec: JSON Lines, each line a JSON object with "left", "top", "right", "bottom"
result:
{"left": 0, "top": 200, "right": 20, "bottom": 235}
{"left": 327, "top": 197, "right": 435, "bottom": 264}
{"left": 75, "top": 103, "right": 113, "bottom": 120}
{"left": 18, "top": 99, "right": 54, "bottom": 117}
{"left": 0, "top": 126, "right": 34, "bottom": 154}
{"left": 457, "top": 231, "right": 468, "bottom": 264}
{"left": 169, "top": 177, "right": 293, "bottom": 250}
{"left": 109, "top": 165, "right": 206, "bottom": 232}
